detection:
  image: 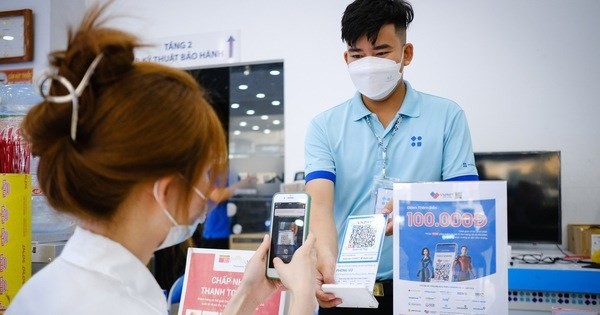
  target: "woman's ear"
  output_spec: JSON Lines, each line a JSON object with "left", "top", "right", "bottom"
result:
{"left": 151, "top": 175, "right": 178, "bottom": 207}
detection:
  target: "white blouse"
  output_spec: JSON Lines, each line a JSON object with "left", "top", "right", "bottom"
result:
{"left": 7, "top": 226, "right": 168, "bottom": 315}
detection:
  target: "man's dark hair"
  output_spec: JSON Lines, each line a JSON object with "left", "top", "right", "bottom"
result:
{"left": 341, "top": 0, "right": 414, "bottom": 46}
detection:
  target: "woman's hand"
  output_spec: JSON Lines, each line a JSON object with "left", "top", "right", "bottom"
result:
{"left": 273, "top": 233, "right": 319, "bottom": 314}
{"left": 223, "top": 234, "right": 280, "bottom": 315}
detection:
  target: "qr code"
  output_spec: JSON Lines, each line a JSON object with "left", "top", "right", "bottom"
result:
{"left": 278, "top": 230, "right": 295, "bottom": 245}
{"left": 433, "top": 261, "right": 452, "bottom": 281}
{"left": 348, "top": 224, "right": 376, "bottom": 249}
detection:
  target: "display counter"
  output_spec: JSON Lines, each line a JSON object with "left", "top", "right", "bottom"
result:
{"left": 508, "top": 261, "right": 599, "bottom": 312}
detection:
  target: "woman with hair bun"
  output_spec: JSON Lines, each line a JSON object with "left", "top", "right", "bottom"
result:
{"left": 6, "top": 4, "right": 317, "bottom": 315}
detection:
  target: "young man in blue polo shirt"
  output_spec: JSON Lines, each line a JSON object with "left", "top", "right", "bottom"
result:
{"left": 304, "top": 0, "right": 479, "bottom": 313}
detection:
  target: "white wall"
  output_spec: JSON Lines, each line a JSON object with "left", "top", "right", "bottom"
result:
{"left": 407, "top": 1, "right": 600, "bottom": 246}
{"left": 11, "top": 0, "right": 599, "bottom": 246}
{"left": 0, "top": 1, "right": 51, "bottom": 75}
{"left": 0, "top": 0, "right": 85, "bottom": 76}
{"left": 409, "top": 1, "right": 600, "bottom": 246}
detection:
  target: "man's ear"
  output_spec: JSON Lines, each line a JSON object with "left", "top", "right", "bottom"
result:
{"left": 403, "top": 43, "right": 414, "bottom": 67}
{"left": 343, "top": 50, "right": 350, "bottom": 65}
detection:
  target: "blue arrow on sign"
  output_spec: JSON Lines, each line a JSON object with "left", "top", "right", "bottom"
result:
{"left": 227, "top": 36, "right": 235, "bottom": 58}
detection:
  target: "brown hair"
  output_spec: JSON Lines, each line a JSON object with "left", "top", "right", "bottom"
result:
{"left": 22, "top": 4, "right": 227, "bottom": 222}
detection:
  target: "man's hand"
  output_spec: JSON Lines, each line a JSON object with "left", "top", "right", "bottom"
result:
{"left": 315, "top": 253, "right": 342, "bottom": 308}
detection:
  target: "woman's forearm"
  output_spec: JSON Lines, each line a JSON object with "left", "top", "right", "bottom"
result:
{"left": 222, "top": 287, "right": 261, "bottom": 315}
{"left": 287, "top": 290, "right": 318, "bottom": 315}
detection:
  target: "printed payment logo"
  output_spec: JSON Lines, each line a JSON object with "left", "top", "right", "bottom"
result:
{"left": 218, "top": 255, "right": 230, "bottom": 263}
{"left": 429, "top": 191, "right": 462, "bottom": 200}
{"left": 214, "top": 253, "right": 249, "bottom": 271}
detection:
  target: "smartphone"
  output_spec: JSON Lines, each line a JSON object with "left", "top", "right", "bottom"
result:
{"left": 265, "top": 192, "right": 311, "bottom": 279}
{"left": 432, "top": 243, "right": 457, "bottom": 282}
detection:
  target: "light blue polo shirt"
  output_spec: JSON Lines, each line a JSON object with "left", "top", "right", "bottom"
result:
{"left": 304, "top": 81, "right": 478, "bottom": 280}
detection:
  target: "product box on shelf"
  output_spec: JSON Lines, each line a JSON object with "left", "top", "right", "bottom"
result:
{"left": 568, "top": 224, "right": 600, "bottom": 257}
{"left": 591, "top": 234, "right": 600, "bottom": 264}
{"left": 0, "top": 174, "right": 31, "bottom": 310}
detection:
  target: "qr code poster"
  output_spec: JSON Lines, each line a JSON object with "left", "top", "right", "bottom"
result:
{"left": 338, "top": 214, "right": 387, "bottom": 263}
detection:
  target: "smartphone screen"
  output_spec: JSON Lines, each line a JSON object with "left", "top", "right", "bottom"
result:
{"left": 266, "top": 193, "right": 310, "bottom": 278}
{"left": 432, "top": 243, "right": 457, "bottom": 282}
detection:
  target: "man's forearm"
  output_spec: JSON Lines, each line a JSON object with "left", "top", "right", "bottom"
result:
{"left": 311, "top": 209, "right": 338, "bottom": 258}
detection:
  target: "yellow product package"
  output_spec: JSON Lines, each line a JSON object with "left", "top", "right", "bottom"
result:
{"left": 0, "top": 174, "right": 31, "bottom": 310}
{"left": 592, "top": 234, "right": 600, "bottom": 264}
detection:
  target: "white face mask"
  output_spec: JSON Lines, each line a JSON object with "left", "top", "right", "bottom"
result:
{"left": 154, "top": 181, "right": 208, "bottom": 251}
{"left": 348, "top": 55, "right": 404, "bottom": 101}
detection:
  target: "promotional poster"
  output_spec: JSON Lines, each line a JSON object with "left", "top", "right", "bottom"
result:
{"left": 393, "top": 181, "right": 508, "bottom": 315}
{"left": 178, "top": 248, "right": 284, "bottom": 315}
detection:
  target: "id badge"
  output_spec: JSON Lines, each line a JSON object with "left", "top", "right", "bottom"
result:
{"left": 371, "top": 176, "right": 400, "bottom": 214}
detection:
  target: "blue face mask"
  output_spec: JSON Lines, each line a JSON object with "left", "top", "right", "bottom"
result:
{"left": 154, "top": 181, "right": 207, "bottom": 251}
